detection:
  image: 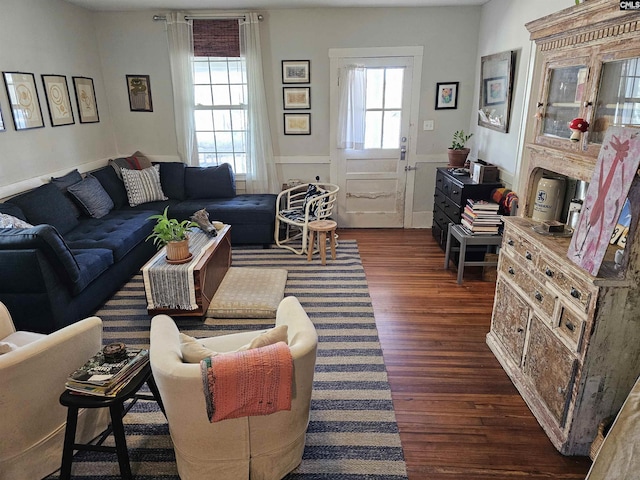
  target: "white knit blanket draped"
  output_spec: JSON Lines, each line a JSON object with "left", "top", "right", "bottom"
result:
{"left": 142, "top": 230, "right": 218, "bottom": 310}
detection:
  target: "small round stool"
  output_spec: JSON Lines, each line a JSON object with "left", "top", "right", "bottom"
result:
{"left": 307, "top": 220, "right": 337, "bottom": 265}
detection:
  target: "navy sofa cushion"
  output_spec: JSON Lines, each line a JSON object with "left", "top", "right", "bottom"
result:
{"left": 64, "top": 210, "right": 155, "bottom": 261}
{"left": 67, "top": 175, "right": 115, "bottom": 218}
{"left": 91, "top": 166, "right": 129, "bottom": 209}
{"left": 185, "top": 163, "right": 236, "bottom": 199}
{"left": 70, "top": 248, "right": 114, "bottom": 294}
{"left": 50, "top": 169, "right": 83, "bottom": 217}
{"left": 170, "top": 194, "right": 276, "bottom": 225}
{"left": 7, "top": 183, "right": 79, "bottom": 235}
{"left": 0, "top": 203, "right": 27, "bottom": 222}
{"left": 157, "top": 162, "right": 187, "bottom": 200}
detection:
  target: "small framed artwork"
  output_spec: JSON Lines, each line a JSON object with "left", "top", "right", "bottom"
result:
{"left": 284, "top": 113, "right": 311, "bottom": 135}
{"left": 126, "top": 74, "right": 153, "bottom": 112}
{"left": 2, "top": 71, "right": 45, "bottom": 130}
{"left": 72, "top": 76, "right": 99, "bottom": 123}
{"left": 41, "top": 74, "right": 74, "bottom": 127}
{"left": 283, "top": 87, "right": 310, "bottom": 109}
{"left": 435, "top": 82, "right": 459, "bottom": 110}
{"left": 483, "top": 77, "right": 507, "bottom": 106}
{"left": 282, "top": 60, "right": 310, "bottom": 84}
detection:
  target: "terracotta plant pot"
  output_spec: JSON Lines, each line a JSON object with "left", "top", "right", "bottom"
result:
{"left": 166, "top": 239, "right": 190, "bottom": 262}
{"left": 447, "top": 148, "right": 470, "bottom": 167}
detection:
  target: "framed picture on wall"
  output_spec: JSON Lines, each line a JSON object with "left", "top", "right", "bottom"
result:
{"left": 435, "top": 81, "right": 459, "bottom": 110}
{"left": 282, "top": 60, "right": 310, "bottom": 84}
{"left": 284, "top": 113, "right": 311, "bottom": 135}
{"left": 283, "top": 87, "right": 310, "bottom": 109}
{"left": 126, "top": 74, "right": 153, "bottom": 112}
{"left": 0, "top": 104, "right": 5, "bottom": 131}
{"left": 41, "top": 74, "right": 75, "bottom": 126}
{"left": 72, "top": 76, "right": 99, "bottom": 123}
{"left": 2, "top": 71, "right": 45, "bottom": 130}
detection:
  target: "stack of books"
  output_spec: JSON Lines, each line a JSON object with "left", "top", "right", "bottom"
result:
{"left": 461, "top": 199, "right": 502, "bottom": 234}
{"left": 66, "top": 348, "right": 149, "bottom": 397}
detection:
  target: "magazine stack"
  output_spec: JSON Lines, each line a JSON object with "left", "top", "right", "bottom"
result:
{"left": 461, "top": 199, "right": 501, "bottom": 234}
{"left": 66, "top": 347, "right": 149, "bottom": 397}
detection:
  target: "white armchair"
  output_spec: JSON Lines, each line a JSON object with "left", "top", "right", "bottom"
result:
{"left": 0, "top": 303, "right": 109, "bottom": 480}
{"left": 149, "top": 296, "right": 318, "bottom": 480}
{"left": 275, "top": 183, "right": 339, "bottom": 255}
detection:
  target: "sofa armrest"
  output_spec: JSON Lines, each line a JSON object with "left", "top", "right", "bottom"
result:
{"left": 0, "top": 302, "right": 16, "bottom": 339}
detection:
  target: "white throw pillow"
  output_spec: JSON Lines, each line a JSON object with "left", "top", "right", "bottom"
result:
{"left": 0, "top": 213, "right": 33, "bottom": 229}
{"left": 121, "top": 164, "right": 167, "bottom": 207}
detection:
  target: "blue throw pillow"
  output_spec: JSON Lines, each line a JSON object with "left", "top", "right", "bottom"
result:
{"left": 6, "top": 183, "right": 79, "bottom": 234}
{"left": 51, "top": 169, "right": 83, "bottom": 217}
{"left": 185, "top": 163, "right": 236, "bottom": 199}
{"left": 67, "top": 174, "right": 115, "bottom": 218}
{"left": 157, "top": 162, "right": 186, "bottom": 200}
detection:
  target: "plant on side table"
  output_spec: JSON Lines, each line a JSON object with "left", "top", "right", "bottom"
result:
{"left": 448, "top": 130, "right": 473, "bottom": 167}
{"left": 146, "top": 207, "right": 197, "bottom": 263}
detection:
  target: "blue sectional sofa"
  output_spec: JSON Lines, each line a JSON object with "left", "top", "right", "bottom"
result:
{"left": 0, "top": 162, "right": 276, "bottom": 333}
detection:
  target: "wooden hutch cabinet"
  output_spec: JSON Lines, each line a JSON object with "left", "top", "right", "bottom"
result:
{"left": 486, "top": 0, "right": 640, "bottom": 456}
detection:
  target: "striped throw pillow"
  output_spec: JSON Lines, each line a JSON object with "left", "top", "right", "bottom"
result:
{"left": 121, "top": 164, "right": 168, "bottom": 207}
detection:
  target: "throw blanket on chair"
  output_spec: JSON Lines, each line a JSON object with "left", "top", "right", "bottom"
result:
{"left": 201, "top": 342, "right": 293, "bottom": 422}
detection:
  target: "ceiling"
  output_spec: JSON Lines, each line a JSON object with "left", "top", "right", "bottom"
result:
{"left": 64, "top": 0, "right": 489, "bottom": 12}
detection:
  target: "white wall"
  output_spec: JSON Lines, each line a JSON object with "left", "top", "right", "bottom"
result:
{"left": 0, "top": 0, "right": 117, "bottom": 198}
{"left": 471, "top": 0, "right": 574, "bottom": 189}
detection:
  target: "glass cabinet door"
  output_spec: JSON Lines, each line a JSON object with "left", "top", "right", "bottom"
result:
{"left": 542, "top": 65, "right": 588, "bottom": 139}
{"left": 591, "top": 56, "right": 640, "bottom": 145}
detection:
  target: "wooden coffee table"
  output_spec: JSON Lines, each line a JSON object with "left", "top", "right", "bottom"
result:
{"left": 142, "top": 225, "right": 231, "bottom": 316}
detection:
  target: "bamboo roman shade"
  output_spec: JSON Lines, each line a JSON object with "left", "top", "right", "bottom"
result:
{"left": 193, "top": 20, "right": 240, "bottom": 57}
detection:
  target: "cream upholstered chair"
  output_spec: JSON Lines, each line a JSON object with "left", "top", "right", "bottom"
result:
{"left": 149, "top": 296, "right": 318, "bottom": 480}
{"left": 0, "top": 303, "right": 109, "bottom": 480}
{"left": 275, "top": 182, "right": 339, "bottom": 255}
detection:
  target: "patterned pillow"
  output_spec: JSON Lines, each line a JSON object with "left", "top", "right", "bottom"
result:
{"left": 121, "top": 165, "right": 167, "bottom": 207}
{"left": 67, "top": 174, "right": 115, "bottom": 218}
{"left": 0, "top": 213, "right": 33, "bottom": 228}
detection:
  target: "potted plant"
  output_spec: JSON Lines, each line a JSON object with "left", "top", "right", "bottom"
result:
{"left": 146, "top": 207, "right": 196, "bottom": 263}
{"left": 448, "top": 130, "right": 473, "bottom": 167}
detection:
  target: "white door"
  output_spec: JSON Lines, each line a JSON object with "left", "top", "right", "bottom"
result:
{"left": 330, "top": 47, "right": 422, "bottom": 228}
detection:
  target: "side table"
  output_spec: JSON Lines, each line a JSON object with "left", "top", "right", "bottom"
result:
{"left": 444, "top": 223, "right": 502, "bottom": 285}
{"left": 59, "top": 362, "right": 165, "bottom": 480}
{"left": 307, "top": 220, "right": 337, "bottom": 265}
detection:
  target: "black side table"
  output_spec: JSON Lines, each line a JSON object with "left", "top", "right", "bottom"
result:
{"left": 59, "top": 362, "right": 165, "bottom": 480}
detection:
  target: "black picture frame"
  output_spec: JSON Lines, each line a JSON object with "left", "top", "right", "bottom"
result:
{"left": 72, "top": 76, "right": 99, "bottom": 123}
{"left": 2, "top": 71, "right": 45, "bottom": 131}
{"left": 283, "top": 87, "right": 311, "bottom": 110}
{"left": 282, "top": 60, "right": 310, "bottom": 84}
{"left": 0, "top": 104, "right": 5, "bottom": 132}
{"left": 435, "top": 81, "right": 459, "bottom": 110}
{"left": 41, "top": 74, "right": 75, "bottom": 127}
{"left": 284, "top": 113, "right": 311, "bottom": 135}
{"left": 126, "top": 74, "right": 153, "bottom": 112}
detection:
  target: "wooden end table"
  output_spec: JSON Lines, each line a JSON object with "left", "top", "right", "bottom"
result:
{"left": 142, "top": 225, "right": 232, "bottom": 316}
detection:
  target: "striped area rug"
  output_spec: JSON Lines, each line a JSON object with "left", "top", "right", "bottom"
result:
{"left": 47, "top": 240, "right": 408, "bottom": 479}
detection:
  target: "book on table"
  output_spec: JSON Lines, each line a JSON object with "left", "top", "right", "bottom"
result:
{"left": 462, "top": 198, "right": 502, "bottom": 235}
{"left": 66, "top": 348, "right": 149, "bottom": 397}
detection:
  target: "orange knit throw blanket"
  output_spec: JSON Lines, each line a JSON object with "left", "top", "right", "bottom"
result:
{"left": 201, "top": 342, "right": 293, "bottom": 422}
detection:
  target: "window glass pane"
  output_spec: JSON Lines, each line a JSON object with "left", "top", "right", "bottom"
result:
{"left": 230, "top": 85, "right": 245, "bottom": 106}
{"left": 382, "top": 110, "right": 401, "bottom": 149}
{"left": 228, "top": 60, "right": 244, "bottom": 83}
{"left": 365, "top": 111, "right": 382, "bottom": 149}
{"left": 210, "top": 61, "right": 229, "bottom": 84}
{"left": 213, "top": 110, "right": 232, "bottom": 130}
{"left": 233, "top": 131, "right": 246, "bottom": 152}
{"left": 234, "top": 153, "right": 247, "bottom": 174}
{"left": 199, "top": 153, "right": 218, "bottom": 166}
{"left": 193, "top": 61, "right": 211, "bottom": 84}
{"left": 215, "top": 131, "right": 233, "bottom": 151}
{"left": 194, "top": 110, "right": 214, "bottom": 130}
{"left": 366, "top": 69, "right": 384, "bottom": 109}
{"left": 212, "top": 85, "right": 231, "bottom": 106}
{"left": 231, "top": 110, "right": 246, "bottom": 130}
{"left": 194, "top": 85, "right": 213, "bottom": 106}
{"left": 196, "top": 131, "right": 216, "bottom": 151}
{"left": 219, "top": 154, "right": 237, "bottom": 170}
{"left": 385, "top": 68, "right": 404, "bottom": 109}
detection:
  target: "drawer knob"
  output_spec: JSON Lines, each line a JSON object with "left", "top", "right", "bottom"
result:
{"left": 517, "top": 327, "right": 524, "bottom": 333}
{"left": 508, "top": 239, "right": 515, "bottom": 246}
{"left": 545, "top": 268, "right": 554, "bottom": 277}
{"left": 525, "top": 252, "right": 533, "bottom": 261}
{"left": 570, "top": 287, "right": 581, "bottom": 299}
{"left": 535, "top": 291, "right": 543, "bottom": 302}
{"left": 558, "top": 386, "right": 566, "bottom": 395}
{"left": 452, "top": 189, "right": 459, "bottom": 195}
{"left": 508, "top": 267, "right": 515, "bottom": 275}
{"left": 565, "top": 321, "right": 575, "bottom": 332}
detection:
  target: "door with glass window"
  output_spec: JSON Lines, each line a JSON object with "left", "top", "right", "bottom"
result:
{"left": 335, "top": 56, "right": 414, "bottom": 228}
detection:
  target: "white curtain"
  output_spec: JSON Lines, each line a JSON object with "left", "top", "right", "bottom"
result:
{"left": 337, "top": 65, "right": 366, "bottom": 150}
{"left": 240, "top": 13, "right": 278, "bottom": 194}
{"left": 166, "top": 12, "right": 198, "bottom": 166}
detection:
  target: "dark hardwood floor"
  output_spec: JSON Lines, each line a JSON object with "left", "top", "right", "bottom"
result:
{"left": 337, "top": 228, "right": 592, "bottom": 480}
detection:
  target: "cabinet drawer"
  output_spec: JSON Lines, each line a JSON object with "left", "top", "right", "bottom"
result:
{"left": 500, "top": 257, "right": 556, "bottom": 318}
{"left": 447, "top": 178, "right": 464, "bottom": 206}
{"left": 524, "top": 315, "right": 577, "bottom": 427}
{"left": 491, "top": 280, "right": 529, "bottom": 366}
{"left": 539, "top": 261, "right": 593, "bottom": 313}
{"left": 434, "top": 189, "right": 448, "bottom": 212}
{"left": 557, "top": 305, "right": 585, "bottom": 352}
{"left": 503, "top": 232, "right": 538, "bottom": 266}
{"left": 443, "top": 196, "right": 462, "bottom": 223}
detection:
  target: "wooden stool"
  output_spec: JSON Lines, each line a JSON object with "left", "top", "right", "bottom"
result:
{"left": 307, "top": 220, "right": 337, "bottom": 265}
